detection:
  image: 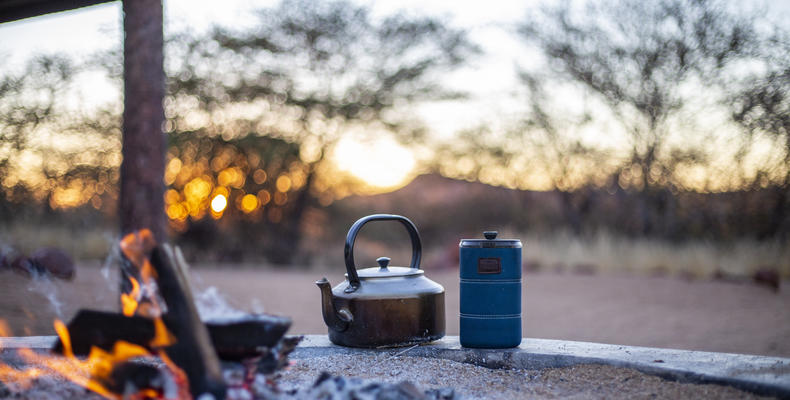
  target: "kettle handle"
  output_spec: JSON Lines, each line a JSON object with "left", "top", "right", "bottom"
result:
{"left": 344, "top": 214, "right": 422, "bottom": 292}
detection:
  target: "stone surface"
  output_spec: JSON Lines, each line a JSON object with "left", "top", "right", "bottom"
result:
{"left": 293, "top": 335, "right": 790, "bottom": 398}
{"left": 280, "top": 353, "right": 770, "bottom": 399}
{"left": 3, "top": 334, "right": 789, "bottom": 397}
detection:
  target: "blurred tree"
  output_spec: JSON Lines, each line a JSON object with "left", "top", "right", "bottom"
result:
{"left": 161, "top": 0, "right": 478, "bottom": 262}
{"left": 0, "top": 55, "right": 72, "bottom": 219}
{"left": 0, "top": 0, "right": 477, "bottom": 264}
{"left": 508, "top": 0, "right": 782, "bottom": 237}
{"left": 0, "top": 55, "right": 119, "bottom": 222}
{"left": 729, "top": 32, "right": 790, "bottom": 237}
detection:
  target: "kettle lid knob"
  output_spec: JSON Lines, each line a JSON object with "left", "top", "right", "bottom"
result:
{"left": 376, "top": 256, "right": 391, "bottom": 270}
{"left": 483, "top": 231, "right": 498, "bottom": 240}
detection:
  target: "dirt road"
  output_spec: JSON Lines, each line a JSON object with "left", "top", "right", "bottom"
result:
{"left": 1, "top": 263, "right": 788, "bottom": 357}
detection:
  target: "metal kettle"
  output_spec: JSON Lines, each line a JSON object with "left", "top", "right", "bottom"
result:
{"left": 316, "top": 214, "right": 445, "bottom": 348}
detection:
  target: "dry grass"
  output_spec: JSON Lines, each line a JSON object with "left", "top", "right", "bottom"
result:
{"left": 0, "top": 223, "right": 115, "bottom": 261}
{"left": 517, "top": 230, "right": 790, "bottom": 279}
{"left": 2, "top": 222, "right": 788, "bottom": 280}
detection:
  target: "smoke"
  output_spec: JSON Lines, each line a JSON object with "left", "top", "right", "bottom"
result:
{"left": 27, "top": 274, "right": 64, "bottom": 318}
{"left": 194, "top": 286, "right": 248, "bottom": 321}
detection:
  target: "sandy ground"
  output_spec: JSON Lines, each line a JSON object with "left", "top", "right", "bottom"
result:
{"left": 0, "top": 262, "right": 788, "bottom": 357}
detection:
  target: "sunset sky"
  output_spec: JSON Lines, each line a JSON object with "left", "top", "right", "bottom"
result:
{"left": 0, "top": 0, "right": 788, "bottom": 191}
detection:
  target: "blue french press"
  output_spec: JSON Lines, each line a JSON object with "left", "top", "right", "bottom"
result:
{"left": 459, "top": 231, "right": 522, "bottom": 348}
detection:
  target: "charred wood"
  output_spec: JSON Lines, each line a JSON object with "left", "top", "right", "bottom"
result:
{"left": 207, "top": 314, "right": 291, "bottom": 361}
{"left": 103, "top": 360, "right": 164, "bottom": 397}
{"left": 51, "top": 310, "right": 154, "bottom": 356}
{"left": 256, "top": 336, "right": 302, "bottom": 376}
{"left": 149, "top": 245, "right": 225, "bottom": 398}
{"left": 52, "top": 310, "right": 292, "bottom": 361}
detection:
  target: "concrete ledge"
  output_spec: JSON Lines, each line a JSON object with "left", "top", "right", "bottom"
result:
{"left": 294, "top": 335, "right": 790, "bottom": 398}
{"left": 4, "top": 335, "right": 789, "bottom": 397}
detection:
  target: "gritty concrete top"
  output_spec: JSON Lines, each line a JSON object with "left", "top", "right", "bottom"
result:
{"left": 294, "top": 335, "right": 790, "bottom": 398}
{"left": 3, "top": 335, "right": 789, "bottom": 397}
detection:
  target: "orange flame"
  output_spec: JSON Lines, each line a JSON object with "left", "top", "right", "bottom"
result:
{"left": 151, "top": 318, "right": 176, "bottom": 349}
{"left": 0, "top": 307, "right": 184, "bottom": 398}
{"left": 0, "top": 319, "right": 11, "bottom": 337}
{"left": 121, "top": 276, "right": 141, "bottom": 317}
{"left": 119, "top": 229, "right": 156, "bottom": 271}
{"left": 119, "top": 230, "right": 162, "bottom": 318}
{"left": 0, "top": 320, "right": 152, "bottom": 399}
{"left": 0, "top": 230, "right": 192, "bottom": 399}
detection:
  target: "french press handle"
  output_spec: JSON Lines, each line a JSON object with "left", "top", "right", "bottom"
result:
{"left": 344, "top": 214, "right": 422, "bottom": 292}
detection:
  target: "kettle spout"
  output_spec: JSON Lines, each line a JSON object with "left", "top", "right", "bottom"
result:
{"left": 316, "top": 277, "right": 352, "bottom": 332}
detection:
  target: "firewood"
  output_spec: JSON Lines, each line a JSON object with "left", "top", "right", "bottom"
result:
{"left": 52, "top": 310, "right": 292, "bottom": 361}
{"left": 146, "top": 244, "right": 226, "bottom": 398}
{"left": 51, "top": 310, "right": 155, "bottom": 355}
{"left": 207, "top": 314, "right": 291, "bottom": 361}
{"left": 102, "top": 360, "right": 164, "bottom": 396}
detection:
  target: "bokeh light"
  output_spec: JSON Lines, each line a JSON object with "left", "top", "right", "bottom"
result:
{"left": 210, "top": 194, "right": 227, "bottom": 213}
{"left": 240, "top": 193, "right": 258, "bottom": 213}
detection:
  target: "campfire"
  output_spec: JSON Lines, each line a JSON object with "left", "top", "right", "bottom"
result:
{"left": 0, "top": 229, "right": 298, "bottom": 399}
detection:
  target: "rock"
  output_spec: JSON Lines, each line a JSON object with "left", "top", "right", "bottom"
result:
{"left": 9, "top": 254, "right": 39, "bottom": 277}
{"left": 29, "top": 247, "right": 75, "bottom": 280}
{"left": 752, "top": 267, "right": 780, "bottom": 292}
{"left": 572, "top": 263, "right": 597, "bottom": 275}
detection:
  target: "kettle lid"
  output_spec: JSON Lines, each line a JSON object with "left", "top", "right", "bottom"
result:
{"left": 348, "top": 256, "right": 425, "bottom": 279}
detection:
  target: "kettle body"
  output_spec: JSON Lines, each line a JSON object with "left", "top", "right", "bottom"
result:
{"left": 459, "top": 231, "right": 522, "bottom": 348}
{"left": 316, "top": 214, "right": 445, "bottom": 348}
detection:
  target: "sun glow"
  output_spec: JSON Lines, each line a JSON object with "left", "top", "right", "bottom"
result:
{"left": 333, "top": 137, "right": 417, "bottom": 189}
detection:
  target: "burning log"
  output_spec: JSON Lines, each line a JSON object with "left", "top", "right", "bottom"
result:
{"left": 53, "top": 310, "right": 292, "bottom": 361}
{"left": 51, "top": 311, "right": 155, "bottom": 356}
{"left": 39, "top": 230, "right": 298, "bottom": 399}
{"left": 206, "top": 314, "right": 292, "bottom": 361}
{"left": 147, "top": 245, "right": 225, "bottom": 398}
{"left": 102, "top": 360, "right": 177, "bottom": 398}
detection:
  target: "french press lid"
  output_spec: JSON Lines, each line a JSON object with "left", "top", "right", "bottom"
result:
{"left": 459, "top": 231, "right": 522, "bottom": 248}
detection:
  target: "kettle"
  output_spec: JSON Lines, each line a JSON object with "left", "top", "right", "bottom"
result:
{"left": 316, "top": 214, "right": 445, "bottom": 348}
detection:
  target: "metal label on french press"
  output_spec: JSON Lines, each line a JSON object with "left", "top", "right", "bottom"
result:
{"left": 477, "top": 257, "right": 501, "bottom": 274}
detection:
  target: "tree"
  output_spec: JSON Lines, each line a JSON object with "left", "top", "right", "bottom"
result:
{"left": 0, "top": 0, "right": 477, "bottom": 263}
{"left": 509, "top": 0, "right": 780, "bottom": 237}
{"left": 0, "top": 55, "right": 119, "bottom": 222}
{"left": 162, "top": 0, "right": 478, "bottom": 262}
{"left": 0, "top": 55, "right": 73, "bottom": 216}
{"left": 729, "top": 30, "right": 790, "bottom": 237}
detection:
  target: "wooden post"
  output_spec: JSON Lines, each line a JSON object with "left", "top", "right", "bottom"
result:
{"left": 120, "top": 0, "right": 167, "bottom": 240}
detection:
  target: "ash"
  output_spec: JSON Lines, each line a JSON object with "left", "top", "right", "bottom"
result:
{"left": 292, "top": 373, "right": 454, "bottom": 400}
{"left": 0, "top": 374, "right": 105, "bottom": 400}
